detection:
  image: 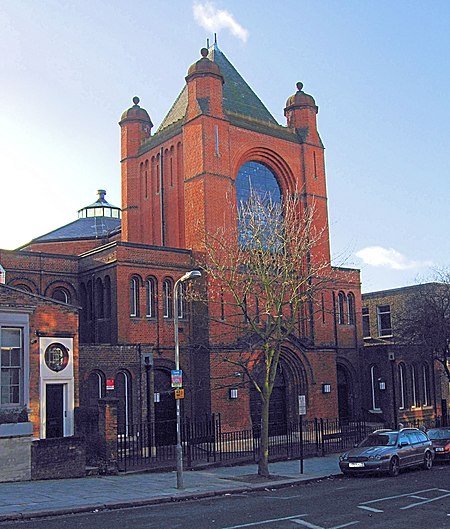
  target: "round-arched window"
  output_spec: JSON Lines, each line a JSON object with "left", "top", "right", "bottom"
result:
{"left": 236, "top": 161, "right": 281, "bottom": 247}
{"left": 236, "top": 161, "right": 281, "bottom": 207}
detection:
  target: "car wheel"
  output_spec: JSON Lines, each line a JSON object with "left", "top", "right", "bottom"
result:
{"left": 423, "top": 451, "right": 433, "bottom": 470}
{"left": 388, "top": 457, "right": 400, "bottom": 477}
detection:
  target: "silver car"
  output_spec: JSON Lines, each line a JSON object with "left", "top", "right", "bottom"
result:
{"left": 339, "top": 428, "right": 434, "bottom": 477}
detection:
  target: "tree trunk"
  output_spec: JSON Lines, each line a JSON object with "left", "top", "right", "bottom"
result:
{"left": 258, "top": 391, "right": 271, "bottom": 477}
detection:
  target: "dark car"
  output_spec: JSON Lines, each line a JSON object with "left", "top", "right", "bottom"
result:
{"left": 339, "top": 428, "right": 434, "bottom": 477}
{"left": 427, "top": 427, "right": 450, "bottom": 461}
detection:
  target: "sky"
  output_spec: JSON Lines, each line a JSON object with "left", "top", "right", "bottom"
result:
{"left": 1, "top": 0, "right": 449, "bottom": 293}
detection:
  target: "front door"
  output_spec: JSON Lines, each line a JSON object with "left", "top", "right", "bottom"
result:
{"left": 46, "top": 384, "right": 64, "bottom": 438}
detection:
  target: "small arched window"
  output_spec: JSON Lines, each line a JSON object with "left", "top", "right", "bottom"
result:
{"left": 347, "top": 292, "right": 355, "bottom": 325}
{"left": 130, "top": 276, "right": 140, "bottom": 317}
{"left": 13, "top": 283, "right": 32, "bottom": 293}
{"left": 411, "top": 365, "right": 419, "bottom": 408}
{"left": 88, "top": 371, "right": 105, "bottom": 407}
{"left": 337, "top": 292, "right": 346, "bottom": 325}
{"left": 146, "top": 277, "right": 157, "bottom": 318}
{"left": 52, "top": 287, "right": 70, "bottom": 304}
{"left": 163, "top": 278, "right": 173, "bottom": 319}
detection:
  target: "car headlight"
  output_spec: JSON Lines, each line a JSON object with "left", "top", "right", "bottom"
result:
{"left": 368, "top": 454, "right": 389, "bottom": 460}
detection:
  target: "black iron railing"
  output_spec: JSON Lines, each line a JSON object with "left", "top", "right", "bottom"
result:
{"left": 117, "top": 415, "right": 376, "bottom": 471}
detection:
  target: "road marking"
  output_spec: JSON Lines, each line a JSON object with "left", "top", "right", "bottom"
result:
{"left": 408, "top": 495, "right": 428, "bottom": 500}
{"left": 359, "top": 488, "right": 438, "bottom": 505}
{"left": 357, "top": 506, "right": 383, "bottom": 513}
{"left": 221, "top": 514, "right": 307, "bottom": 528}
{"left": 292, "top": 519, "right": 324, "bottom": 529}
{"left": 330, "top": 523, "right": 360, "bottom": 529}
{"left": 401, "top": 492, "right": 450, "bottom": 510}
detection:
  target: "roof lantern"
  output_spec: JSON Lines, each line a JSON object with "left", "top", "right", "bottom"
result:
{"left": 78, "top": 190, "right": 121, "bottom": 220}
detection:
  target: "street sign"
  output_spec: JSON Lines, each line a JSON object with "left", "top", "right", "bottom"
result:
{"left": 106, "top": 379, "right": 115, "bottom": 391}
{"left": 171, "top": 369, "right": 183, "bottom": 388}
{"left": 174, "top": 389, "right": 185, "bottom": 399}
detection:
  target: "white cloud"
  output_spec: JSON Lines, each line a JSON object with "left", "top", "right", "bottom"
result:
{"left": 355, "top": 246, "right": 433, "bottom": 270}
{"left": 193, "top": 2, "right": 249, "bottom": 43}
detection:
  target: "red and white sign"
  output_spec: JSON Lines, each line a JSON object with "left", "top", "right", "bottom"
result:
{"left": 106, "top": 379, "right": 115, "bottom": 391}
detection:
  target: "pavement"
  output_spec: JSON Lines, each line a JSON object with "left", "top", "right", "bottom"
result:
{"left": 0, "top": 454, "right": 342, "bottom": 522}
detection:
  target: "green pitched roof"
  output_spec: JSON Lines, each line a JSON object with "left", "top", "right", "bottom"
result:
{"left": 157, "top": 44, "right": 278, "bottom": 133}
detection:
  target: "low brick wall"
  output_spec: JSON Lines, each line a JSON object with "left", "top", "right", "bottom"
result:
{"left": 31, "top": 437, "right": 86, "bottom": 480}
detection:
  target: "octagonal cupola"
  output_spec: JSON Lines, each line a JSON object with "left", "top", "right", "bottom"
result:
{"left": 78, "top": 190, "right": 121, "bottom": 219}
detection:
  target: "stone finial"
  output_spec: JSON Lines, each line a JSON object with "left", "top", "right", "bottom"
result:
{"left": 296, "top": 82, "right": 304, "bottom": 92}
{"left": 201, "top": 48, "right": 209, "bottom": 58}
{"left": 132, "top": 96, "right": 140, "bottom": 105}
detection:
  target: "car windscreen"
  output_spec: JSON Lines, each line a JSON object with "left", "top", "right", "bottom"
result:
{"left": 359, "top": 433, "right": 397, "bottom": 447}
{"left": 427, "top": 429, "right": 450, "bottom": 440}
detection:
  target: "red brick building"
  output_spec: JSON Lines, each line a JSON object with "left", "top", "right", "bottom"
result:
{"left": 0, "top": 283, "right": 79, "bottom": 438}
{"left": 0, "top": 44, "right": 363, "bottom": 437}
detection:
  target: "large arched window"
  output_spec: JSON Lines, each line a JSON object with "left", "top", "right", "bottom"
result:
{"left": 104, "top": 276, "right": 111, "bottom": 319}
{"left": 398, "top": 363, "right": 407, "bottom": 410}
{"left": 80, "top": 283, "right": 88, "bottom": 322}
{"left": 95, "top": 278, "right": 104, "bottom": 318}
{"left": 411, "top": 365, "right": 419, "bottom": 408}
{"left": 163, "top": 278, "right": 173, "bottom": 319}
{"left": 337, "top": 292, "right": 346, "bottom": 325}
{"left": 130, "top": 276, "right": 140, "bottom": 317}
{"left": 347, "top": 292, "right": 355, "bottom": 325}
{"left": 235, "top": 161, "right": 281, "bottom": 247}
{"left": 177, "top": 281, "right": 187, "bottom": 320}
{"left": 146, "top": 277, "right": 157, "bottom": 318}
{"left": 422, "top": 363, "right": 431, "bottom": 407}
{"left": 370, "top": 365, "right": 381, "bottom": 411}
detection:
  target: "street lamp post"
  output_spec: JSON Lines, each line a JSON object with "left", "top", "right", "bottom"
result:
{"left": 173, "top": 270, "right": 201, "bottom": 489}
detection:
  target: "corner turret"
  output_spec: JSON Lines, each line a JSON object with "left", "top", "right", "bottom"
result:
{"left": 185, "top": 48, "right": 224, "bottom": 121}
{"left": 119, "top": 96, "right": 153, "bottom": 159}
{"left": 284, "top": 82, "right": 320, "bottom": 143}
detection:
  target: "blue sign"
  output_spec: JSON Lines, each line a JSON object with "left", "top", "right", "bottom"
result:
{"left": 171, "top": 369, "right": 183, "bottom": 388}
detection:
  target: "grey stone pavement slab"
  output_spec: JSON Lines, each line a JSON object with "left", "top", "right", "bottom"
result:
{"left": 0, "top": 454, "right": 341, "bottom": 522}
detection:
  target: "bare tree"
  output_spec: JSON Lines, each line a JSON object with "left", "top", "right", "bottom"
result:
{"left": 198, "top": 190, "right": 331, "bottom": 477}
{"left": 396, "top": 270, "right": 450, "bottom": 382}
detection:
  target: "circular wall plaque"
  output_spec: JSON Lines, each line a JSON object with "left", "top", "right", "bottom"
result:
{"left": 44, "top": 343, "right": 69, "bottom": 372}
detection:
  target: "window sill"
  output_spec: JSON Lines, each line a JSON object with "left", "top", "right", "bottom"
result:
{"left": 369, "top": 409, "right": 382, "bottom": 414}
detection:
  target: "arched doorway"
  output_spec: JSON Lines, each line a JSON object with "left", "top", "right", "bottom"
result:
{"left": 115, "top": 371, "right": 132, "bottom": 435}
{"left": 250, "top": 363, "right": 288, "bottom": 436}
{"left": 337, "top": 365, "right": 352, "bottom": 420}
{"left": 154, "top": 368, "right": 177, "bottom": 446}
